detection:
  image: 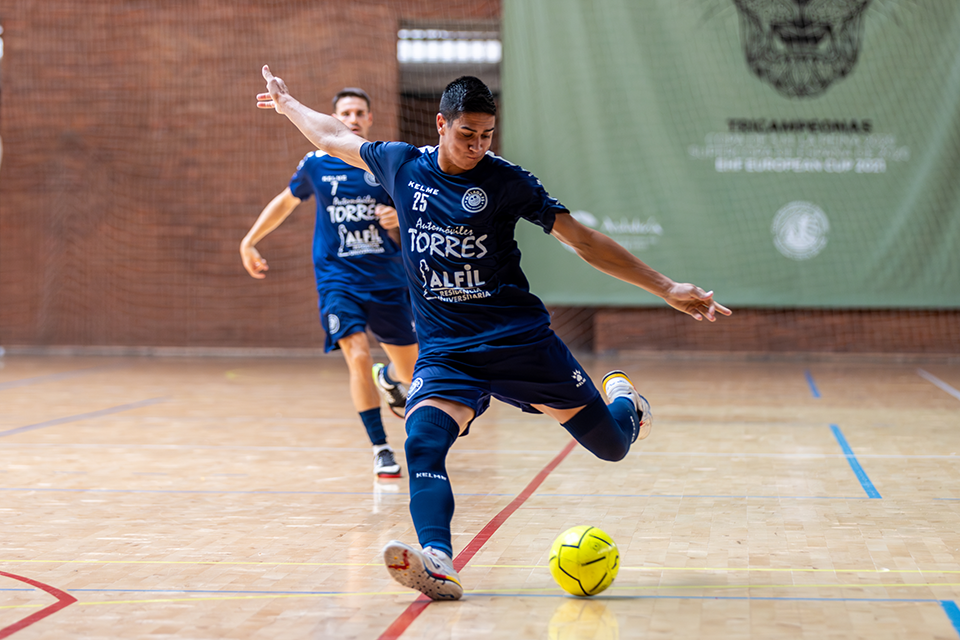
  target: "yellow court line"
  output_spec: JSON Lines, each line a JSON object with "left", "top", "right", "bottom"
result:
{"left": 488, "top": 565, "right": 960, "bottom": 574}
{"left": 5, "top": 559, "right": 960, "bottom": 574}
{"left": 622, "top": 566, "right": 960, "bottom": 574}
{"left": 5, "top": 582, "right": 960, "bottom": 611}
{"left": 610, "top": 582, "right": 960, "bottom": 591}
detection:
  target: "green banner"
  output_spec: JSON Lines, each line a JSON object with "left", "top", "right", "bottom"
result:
{"left": 502, "top": 0, "right": 960, "bottom": 307}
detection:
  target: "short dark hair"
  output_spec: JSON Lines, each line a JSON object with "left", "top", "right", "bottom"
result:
{"left": 332, "top": 87, "right": 371, "bottom": 111}
{"left": 439, "top": 76, "right": 496, "bottom": 122}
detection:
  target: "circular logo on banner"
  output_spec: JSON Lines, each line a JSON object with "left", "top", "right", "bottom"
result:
{"left": 363, "top": 172, "right": 380, "bottom": 187}
{"left": 327, "top": 314, "right": 341, "bottom": 335}
{"left": 461, "top": 188, "right": 488, "bottom": 213}
{"left": 772, "top": 201, "right": 829, "bottom": 260}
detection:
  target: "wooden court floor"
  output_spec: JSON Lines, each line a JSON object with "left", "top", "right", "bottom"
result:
{"left": 2, "top": 353, "right": 960, "bottom": 639}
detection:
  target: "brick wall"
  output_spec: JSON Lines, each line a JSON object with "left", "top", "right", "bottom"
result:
{"left": 0, "top": 0, "right": 498, "bottom": 348}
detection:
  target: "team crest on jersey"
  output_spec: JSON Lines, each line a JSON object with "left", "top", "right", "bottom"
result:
{"left": 408, "top": 377, "right": 424, "bottom": 398}
{"left": 461, "top": 187, "right": 488, "bottom": 213}
{"left": 363, "top": 171, "right": 380, "bottom": 187}
{"left": 327, "top": 314, "right": 340, "bottom": 335}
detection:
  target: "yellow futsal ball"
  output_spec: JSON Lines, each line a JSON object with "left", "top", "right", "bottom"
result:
{"left": 549, "top": 525, "right": 620, "bottom": 597}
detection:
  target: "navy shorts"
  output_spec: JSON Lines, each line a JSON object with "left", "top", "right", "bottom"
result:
{"left": 317, "top": 287, "right": 416, "bottom": 353}
{"left": 406, "top": 328, "right": 602, "bottom": 433}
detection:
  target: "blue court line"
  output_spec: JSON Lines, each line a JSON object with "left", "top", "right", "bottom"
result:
{"left": 0, "top": 397, "right": 167, "bottom": 438}
{"left": 944, "top": 601, "right": 960, "bottom": 637}
{"left": 805, "top": 370, "right": 821, "bottom": 398}
{"left": 1, "top": 585, "right": 956, "bottom": 607}
{"left": 831, "top": 424, "right": 881, "bottom": 499}
{"left": 918, "top": 369, "right": 960, "bottom": 402}
{"left": 0, "top": 365, "right": 120, "bottom": 392}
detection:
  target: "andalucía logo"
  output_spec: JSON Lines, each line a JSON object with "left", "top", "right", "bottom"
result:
{"left": 771, "top": 201, "right": 829, "bottom": 260}
{"left": 461, "top": 188, "right": 488, "bottom": 213}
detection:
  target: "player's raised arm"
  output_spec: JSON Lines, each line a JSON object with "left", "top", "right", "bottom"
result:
{"left": 550, "top": 212, "right": 732, "bottom": 322}
{"left": 257, "top": 65, "right": 370, "bottom": 172}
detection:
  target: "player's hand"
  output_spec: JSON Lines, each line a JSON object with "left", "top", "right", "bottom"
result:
{"left": 663, "top": 284, "right": 732, "bottom": 322}
{"left": 240, "top": 243, "right": 269, "bottom": 279}
{"left": 257, "top": 65, "right": 289, "bottom": 114}
{"left": 375, "top": 204, "right": 400, "bottom": 230}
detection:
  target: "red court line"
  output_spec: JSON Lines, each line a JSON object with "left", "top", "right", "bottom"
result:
{"left": 0, "top": 571, "right": 77, "bottom": 638}
{"left": 378, "top": 438, "right": 578, "bottom": 640}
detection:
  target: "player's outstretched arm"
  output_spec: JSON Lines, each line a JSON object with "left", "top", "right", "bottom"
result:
{"left": 551, "top": 213, "right": 732, "bottom": 322}
{"left": 240, "top": 188, "right": 301, "bottom": 279}
{"left": 257, "top": 65, "right": 370, "bottom": 172}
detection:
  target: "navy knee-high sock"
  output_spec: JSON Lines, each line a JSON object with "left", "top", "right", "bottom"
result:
{"left": 404, "top": 407, "right": 459, "bottom": 558}
{"left": 359, "top": 408, "right": 387, "bottom": 446}
{"left": 560, "top": 395, "right": 636, "bottom": 462}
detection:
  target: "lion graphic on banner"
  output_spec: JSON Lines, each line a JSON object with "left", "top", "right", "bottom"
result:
{"left": 731, "top": 0, "right": 872, "bottom": 98}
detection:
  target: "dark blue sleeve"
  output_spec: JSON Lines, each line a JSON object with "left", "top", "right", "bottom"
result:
{"left": 288, "top": 152, "right": 316, "bottom": 201}
{"left": 360, "top": 141, "right": 418, "bottom": 198}
{"left": 514, "top": 167, "right": 569, "bottom": 234}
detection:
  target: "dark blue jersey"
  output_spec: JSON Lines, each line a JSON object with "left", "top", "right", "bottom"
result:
{"left": 289, "top": 151, "right": 405, "bottom": 292}
{"left": 359, "top": 141, "right": 569, "bottom": 354}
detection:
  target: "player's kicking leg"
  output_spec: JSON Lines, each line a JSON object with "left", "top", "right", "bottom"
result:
{"left": 522, "top": 333, "right": 651, "bottom": 461}
{"left": 601, "top": 370, "right": 653, "bottom": 442}
{"left": 541, "top": 369, "right": 652, "bottom": 461}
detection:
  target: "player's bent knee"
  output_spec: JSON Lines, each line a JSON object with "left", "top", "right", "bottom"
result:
{"left": 561, "top": 396, "right": 630, "bottom": 462}
{"left": 599, "top": 441, "right": 629, "bottom": 462}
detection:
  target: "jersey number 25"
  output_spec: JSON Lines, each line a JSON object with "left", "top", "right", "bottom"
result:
{"left": 413, "top": 192, "right": 429, "bottom": 212}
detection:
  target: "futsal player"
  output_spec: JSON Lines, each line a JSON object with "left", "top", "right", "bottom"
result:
{"left": 257, "top": 68, "right": 731, "bottom": 599}
{"left": 241, "top": 87, "right": 418, "bottom": 478}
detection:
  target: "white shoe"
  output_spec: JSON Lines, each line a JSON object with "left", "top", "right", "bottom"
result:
{"left": 601, "top": 370, "right": 652, "bottom": 442}
{"left": 382, "top": 540, "right": 463, "bottom": 600}
{"left": 373, "top": 444, "right": 402, "bottom": 478}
